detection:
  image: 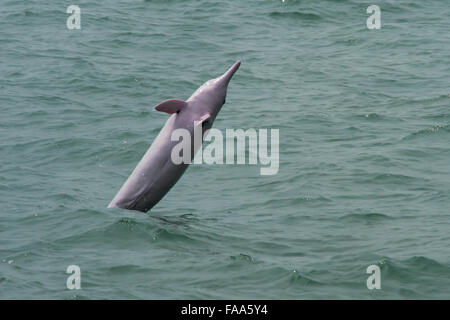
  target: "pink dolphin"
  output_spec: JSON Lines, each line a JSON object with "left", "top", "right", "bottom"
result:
{"left": 108, "top": 61, "right": 241, "bottom": 212}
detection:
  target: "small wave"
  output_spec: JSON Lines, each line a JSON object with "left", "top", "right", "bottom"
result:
{"left": 288, "top": 269, "right": 322, "bottom": 287}
{"left": 244, "top": 266, "right": 323, "bottom": 291}
{"left": 48, "top": 193, "right": 79, "bottom": 202}
{"left": 402, "top": 124, "right": 450, "bottom": 140}
{"left": 402, "top": 256, "right": 449, "bottom": 272}
{"left": 269, "top": 11, "right": 321, "bottom": 21}
{"left": 261, "top": 195, "right": 332, "bottom": 208}
{"left": 151, "top": 213, "right": 200, "bottom": 226}
{"left": 53, "top": 216, "right": 156, "bottom": 247}
{"left": 100, "top": 264, "right": 155, "bottom": 275}
{"left": 152, "top": 227, "right": 195, "bottom": 242}
{"left": 378, "top": 256, "right": 450, "bottom": 284}
{"left": 229, "top": 253, "right": 255, "bottom": 263}
{"left": 404, "top": 94, "right": 448, "bottom": 105}
{"left": 339, "top": 212, "right": 392, "bottom": 222}
{"left": 357, "top": 113, "right": 385, "bottom": 121}
{"left": 362, "top": 173, "right": 423, "bottom": 185}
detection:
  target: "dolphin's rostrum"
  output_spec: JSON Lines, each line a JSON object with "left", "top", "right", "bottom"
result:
{"left": 108, "top": 61, "right": 241, "bottom": 212}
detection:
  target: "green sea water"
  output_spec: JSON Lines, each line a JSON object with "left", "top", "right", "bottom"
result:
{"left": 1, "top": 0, "right": 449, "bottom": 299}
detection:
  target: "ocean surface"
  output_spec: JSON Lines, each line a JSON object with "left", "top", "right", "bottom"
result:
{"left": 1, "top": 0, "right": 449, "bottom": 299}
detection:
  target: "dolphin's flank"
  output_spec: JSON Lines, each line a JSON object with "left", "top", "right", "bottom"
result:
{"left": 108, "top": 61, "right": 241, "bottom": 212}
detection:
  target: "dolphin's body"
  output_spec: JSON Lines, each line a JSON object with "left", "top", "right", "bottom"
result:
{"left": 108, "top": 61, "right": 241, "bottom": 212}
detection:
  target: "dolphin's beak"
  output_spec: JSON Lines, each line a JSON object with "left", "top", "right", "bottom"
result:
{"left": 218, "top": 60, "right": 241, "bottom": 87}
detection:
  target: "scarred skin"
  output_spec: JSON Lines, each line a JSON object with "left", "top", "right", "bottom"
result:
{"left": 108, "top": 61, "right": 241, "bottom": 212}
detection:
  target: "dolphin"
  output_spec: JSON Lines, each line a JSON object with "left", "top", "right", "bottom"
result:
{"left": 108, "top": 61, "right": 241, "bottom": 212}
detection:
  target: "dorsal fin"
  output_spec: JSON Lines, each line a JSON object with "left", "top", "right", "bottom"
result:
{"left": 154, "top": 99, "right": 187, "bottom": 114}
